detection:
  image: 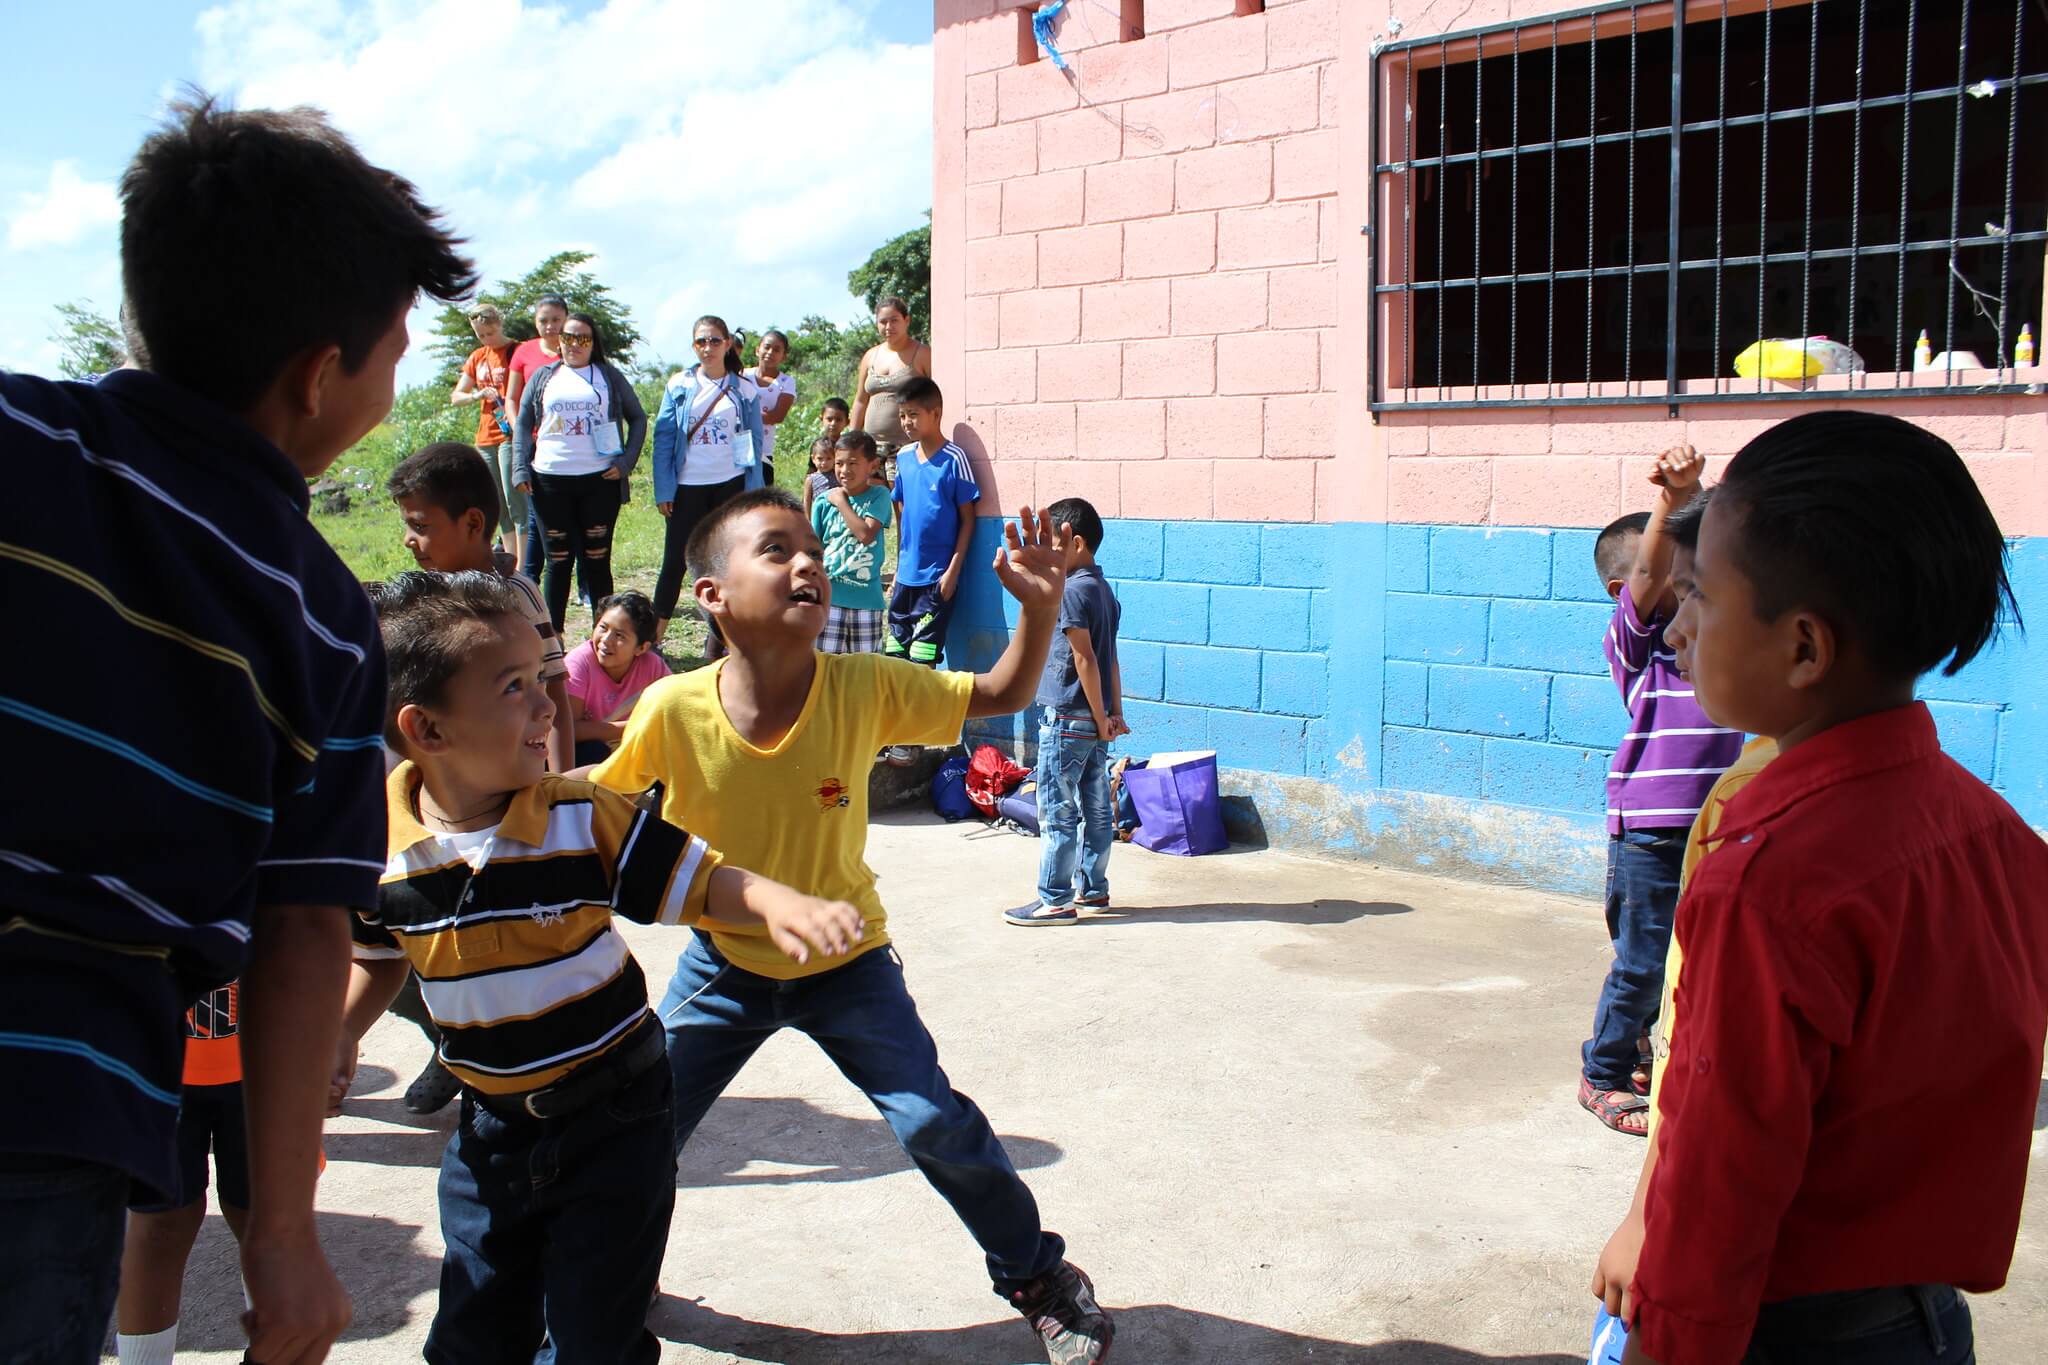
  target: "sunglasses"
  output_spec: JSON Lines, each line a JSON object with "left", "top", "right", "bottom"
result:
{"left": 561, "top": 334, "right": 595, "bottom": 347}
{"left": 692, "top": 336, "right": 727, "bottom": 348}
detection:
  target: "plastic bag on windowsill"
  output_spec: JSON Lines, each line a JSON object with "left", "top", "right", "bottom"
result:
{"left": 1732, "top": 336, "right": 1867, "bottom": 380}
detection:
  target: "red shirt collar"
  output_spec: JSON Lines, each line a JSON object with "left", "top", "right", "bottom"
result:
{"left": 1718, "top": 702, "right": 1939, "bottom": 835}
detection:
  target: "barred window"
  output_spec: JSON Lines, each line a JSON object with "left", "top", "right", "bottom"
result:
{"left": 1370, "top": 0, "right": 2048, "bottom": 410}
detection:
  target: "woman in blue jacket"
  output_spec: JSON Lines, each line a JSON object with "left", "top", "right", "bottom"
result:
{"left": 512, "top": 312, "right": 647, "bottom": 631}
{"left": 649, "top": 313, "right": 766, "bottom": 641}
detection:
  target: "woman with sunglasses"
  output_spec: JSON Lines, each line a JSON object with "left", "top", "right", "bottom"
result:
{"left": 649, "top": 314, "right": 767, "bottom": 642}
{"left": 511, "top": 313, "right": 648, "bottom": 632}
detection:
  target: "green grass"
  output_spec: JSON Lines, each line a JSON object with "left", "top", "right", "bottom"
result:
{"left": 312, "top": 408, "right": 831, "bottom": 671}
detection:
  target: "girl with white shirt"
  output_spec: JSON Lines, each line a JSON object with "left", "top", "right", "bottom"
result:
{"left": 745, "top": 329, "right": 796, "bottom": 483}
{"left": 511, "top": 313, "right": 648, "bottom": 631}
{"left": 649, "top": 313, "right": 767, "bottom": 640}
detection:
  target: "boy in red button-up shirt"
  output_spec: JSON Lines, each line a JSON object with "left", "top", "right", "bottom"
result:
{"left": 1616, "top": 410, "right": 2048, "bottom": 1365}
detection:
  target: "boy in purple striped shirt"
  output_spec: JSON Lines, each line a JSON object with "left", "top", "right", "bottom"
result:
{"left": 1579, "top": 446, "right": 1741, "bottom": 1136}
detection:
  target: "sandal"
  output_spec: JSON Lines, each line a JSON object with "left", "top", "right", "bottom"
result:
{"left": 1630, "top": 1034, "right": 1654, "bottom": 1097}
{"left": 1579, "top": 1076, "right": 1649, "bottom": 1137}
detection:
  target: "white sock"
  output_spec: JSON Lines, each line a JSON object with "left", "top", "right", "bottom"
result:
{"left": 115, "top": 1323, "right": 178, "bottom": 1365}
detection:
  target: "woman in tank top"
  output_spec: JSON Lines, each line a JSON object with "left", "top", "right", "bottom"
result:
{"left": 850, "top": 296, "right": 932, "bottom": 486}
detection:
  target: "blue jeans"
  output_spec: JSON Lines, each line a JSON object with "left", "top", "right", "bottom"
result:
{"left": 1744, "top": 1286, "right": 1974, "bottom": 1364}
{"left": 427, "top": 1056, "right": 675, "bottom": 1365}
{"left": 1036, "top": 716, "right": 1113, "bottom": 907}
{"left": 657, "top": 933, "right": 1064, "bottom": 1293}
{"left": 0, "top": 1153, "right": 127, "bottom": 1364}
{"left": 1581, "top": 828, "right": 1686, "bottom": 1090}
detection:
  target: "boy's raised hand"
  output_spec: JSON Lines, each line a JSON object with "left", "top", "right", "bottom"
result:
{"left": 992, "top": 505, "right": 1079, "bottom": 614}
{"left": 1648, "top": 444, "right": 1704, "bottom": 500}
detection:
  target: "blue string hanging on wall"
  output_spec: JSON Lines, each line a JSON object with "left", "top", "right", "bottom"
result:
{"left": 1033, "top": 0, "right": 1072, "bottom": 71}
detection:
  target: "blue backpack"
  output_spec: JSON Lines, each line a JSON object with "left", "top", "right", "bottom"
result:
{"left": 930, "top": 755, "right": 975, "bottom": 822}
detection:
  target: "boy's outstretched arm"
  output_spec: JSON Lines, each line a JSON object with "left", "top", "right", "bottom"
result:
{"left": 1626, "top": 445, "right": 1705, "bottom": 626}
{"left": 701, "top": 866, "right": 865, "bottom": 966}
{"left": 238, "top": 903, "right": 356, "bottom": 1365}
{"left": 968, "top": 508, "right": 1080, "bottom": 719}
{"left": 328, "top": 955, "right": 412, "bottom": 1115}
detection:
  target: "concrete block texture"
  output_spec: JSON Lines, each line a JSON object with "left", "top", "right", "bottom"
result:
{"left": 1119, "top": 637, "right": 1166, "bottom": 701}
{"left": 1165, "top": 519, "right": 1262, "bottom": 585}
{"left": 1262, "top": 650, "right": 1329, "bottom": 716}
{"left": 1427, "top": 664, "right": 1550, "bottom": 740}
{"left": 1115, "top": 578, "right": 1210, "bottom": 643}
{"left": 1926, "top": 700, "right": 2001, "bottom": 784}
{"left": 1094, "top": 518, "right": 1166, "bottom": 580}
{"left": 1483, "top": 737, "right": 1610, "bottom": 814}
{"left": 1208, "top": 706, "right": 1309, "bottom": 774}
{"left": 1258, "top": 522, "right": 1332, "bottom": 588}
{"left": 1487, "top": 599, "right": 1612, "bottom": 676}
{"left": 1383, "top": 660, "right": 1428, "bottom": 727}
{"left": 1549, "top": 672, "right": 1628, "bottom": 750}
{"left": 1165, "top": 643, "right": 1263, "bottom": 709}
{"left": 1428, "top": 527, "right": 1554, "bottom": 599}
{"left": 1210, "top": 585, "right": 1312, "bottom": 651}
{"left": 1384, "top": 592, "right": 1489, "bottom": 664}
{"left": 1383, "top": 726, "right": 1484, "bottom": 798}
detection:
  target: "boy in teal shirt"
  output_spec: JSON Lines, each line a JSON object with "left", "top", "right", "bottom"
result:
{"left": 811, "top": 431, "right": 893, "bottom": 655}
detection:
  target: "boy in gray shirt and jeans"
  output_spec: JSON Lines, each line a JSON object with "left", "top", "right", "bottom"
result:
{"left": 1006, "top": 499, "right": 1130, "bottom": 927}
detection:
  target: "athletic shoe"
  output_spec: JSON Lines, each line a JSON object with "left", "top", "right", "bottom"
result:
{"left": 1077, "top": 893, "right": 1111, "bottom": 908}
{"left": 1007, "top": 1262, "right": 1113, "bottom": 1364}
{"left": 883, "top": 745, "right": 920, "bottom": 767}
{"left": 403, "top": 1059, "right": 461, "bottom": 1115}
{"left": 1005, "top": 901, "right": 1079, "bottom": 927}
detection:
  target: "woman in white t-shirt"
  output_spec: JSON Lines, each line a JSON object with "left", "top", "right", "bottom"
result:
{"left": 745, "top": 328, "right": 796, "bottom": 483}
{"left": 511, "top": 313, "right": 648, "bottom": 631}
{"left": 648, "top": 313, "right": 768, "bottom": 640}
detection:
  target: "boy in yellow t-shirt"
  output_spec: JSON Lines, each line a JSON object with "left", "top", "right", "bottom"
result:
{"left": 594, "top": 488, "right": 1115, "bottom": 1365}
{"left": 1591, "top": 488, "right": 1777, "bottom": 1327}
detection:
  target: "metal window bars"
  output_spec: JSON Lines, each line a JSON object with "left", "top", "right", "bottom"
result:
{"left": 1368, "top": 0, "right": 2047, "bottom": 412}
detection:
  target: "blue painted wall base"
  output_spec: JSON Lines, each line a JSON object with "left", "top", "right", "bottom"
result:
{"left": 946, "top": 518, "right": 2046, "bottom": 897}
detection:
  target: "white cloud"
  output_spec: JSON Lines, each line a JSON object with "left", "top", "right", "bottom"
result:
{"left": 192, "top": 0, "right": 933, "bottom": 381}
{"left": 6, "top": 161, "right": 120, "bottom": 251}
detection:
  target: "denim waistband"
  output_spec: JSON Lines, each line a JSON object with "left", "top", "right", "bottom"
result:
{"left": 1751, "top": 1285, "right": 1958, "bottom": 1347}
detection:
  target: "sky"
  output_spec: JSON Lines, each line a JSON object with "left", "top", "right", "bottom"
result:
{"left": 0, "top": 0, "right": 935, "bottom": 385}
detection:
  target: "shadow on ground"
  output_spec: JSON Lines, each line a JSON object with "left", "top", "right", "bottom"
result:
{"left": 654, "top": 1294, "right": 1579, "bottom": 1364}
{"left": 1074, "top": 900, "right": 1414, "bottom": 927}
{"left": 126, "top": 1210, "right": 437, "bottom": 1353}
{"left": 326, "top": 1093, "right": 1064, "bottom": 1187}
{"left": 682, "top": 1096, "right": 1060, "bottom": 1188}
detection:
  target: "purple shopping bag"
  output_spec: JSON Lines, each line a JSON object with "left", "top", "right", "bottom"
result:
{"left": 1125, "top": 750, "right": 1227, "bottom": 856}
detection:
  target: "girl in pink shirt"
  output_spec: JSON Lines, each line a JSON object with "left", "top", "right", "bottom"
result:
{"left": 566, "top": 590, "right": 671, "bottom": 766}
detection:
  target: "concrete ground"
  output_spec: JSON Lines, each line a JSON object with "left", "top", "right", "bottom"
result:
{"left": 136, "top": 812, "right": 2048, "bottom": 1363}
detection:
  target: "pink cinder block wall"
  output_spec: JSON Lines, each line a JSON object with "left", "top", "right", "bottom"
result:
{"left": 931, "top": 0, "right": 2048, "bottom": 538}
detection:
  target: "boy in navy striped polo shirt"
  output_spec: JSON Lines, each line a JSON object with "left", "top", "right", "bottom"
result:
{"left": 1579, "top": 446, "right": 1741, "bottom": 1137}
{"left": 0, "top": 95, "right": 476, "bottom": 1363}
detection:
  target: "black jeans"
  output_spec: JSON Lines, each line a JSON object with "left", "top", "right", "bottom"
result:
{"left": 1744, "top": 1286, "right": 1973, "bottom": 1364}
{"left": 528, "top": 470, "right": 622, "bottom": 632}
{"left": 0, "top": 1154, "right": 127, "bottom": 1363}
{"left": 652, "top": 475, "right": 747, "bottom": 621}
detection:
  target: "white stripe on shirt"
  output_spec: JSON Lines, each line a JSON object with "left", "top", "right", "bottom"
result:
{"left": 420, "top": 927, "right": 632, "bottom": 1027}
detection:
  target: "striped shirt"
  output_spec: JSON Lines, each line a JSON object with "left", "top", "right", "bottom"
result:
{"left": 1603, "top": 583, "right": 1742, "bottom": 834}
{"left": 355, "top": 766, "right": 720, "bottom": 1095}
{"left": 0, "top": 368, "right": 387, "bottom": 1198}
{"left": 490, "top": 548, "right": 566, "bottom": 680}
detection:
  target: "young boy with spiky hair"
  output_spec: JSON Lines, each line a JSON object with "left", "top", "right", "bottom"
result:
{"left": 593, "top": 490, "right": 1115, "bottom": 1365}
{"left": 339, "top": 570, "right": 860, "bottom": 1365}
{"left": 1612, "top": 411, "right": 2048, "bottom": 1364}
{"left": 0, "top": 94, "right": 476, "bottom": 1361}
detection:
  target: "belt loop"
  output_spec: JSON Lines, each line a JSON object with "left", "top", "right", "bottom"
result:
{"left": 1913, "top": 1286, "right": 1946, "bottom": 1356}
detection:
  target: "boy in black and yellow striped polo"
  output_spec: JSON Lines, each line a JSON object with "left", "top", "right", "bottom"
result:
{"left": 334, "top": 570, "right": 861, "bottom": 1365}
{"left": 593, "top": 490, "right": 1115, "bottom": 1365}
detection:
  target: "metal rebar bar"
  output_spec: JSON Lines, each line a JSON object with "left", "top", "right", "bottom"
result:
{"left": 1943, "top": 0, "right": 1972, "bottom": 380}
{"left": 1895, "top": 0, "right": 1918, "bottom": 374}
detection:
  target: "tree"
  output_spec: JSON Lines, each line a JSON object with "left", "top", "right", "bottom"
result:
{"left": 846, "top": 219, "right": 931, "bottom": 330}
{"left": 51, "top": 301, "right": 126, "bottom": 380}
{"left": 426, "top": 251, "right": 643, "bottom": 386}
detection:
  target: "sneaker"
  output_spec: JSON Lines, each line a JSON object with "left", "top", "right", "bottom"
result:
{"left": 1006, "top": 1262, "right": 1113, "bottom": 1364}
{"left": 883, "top": 745, "right": 920, "bottom": 767}
{"left": 1006, "top": 901, "right": 1079, "bottom": 927}
{"left": 1077, "top": 893, "right": 1111, "bottom": 909}
{"left": 403, "top": 1059, "right": 461, "bottom": 1115}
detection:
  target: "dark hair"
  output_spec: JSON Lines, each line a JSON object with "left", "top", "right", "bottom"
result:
{"left": 686, "top": 486, "right": 805, "bottom": 582}
{"left": 1593, "top": 511, "right": 1651, "bottom": 585}
{"left": 120, "top": 93, "right": 476, "bottom": 412}
{"left": 898, "top": 376, "right": 943, "bottom": 412}
{"left": 561, "top": 311, "right": 607, "bottom": 369}
{"left": 822, "top": 396, "right": 851, "bottom": 415}
{"left": 593, "top": 590, "right": 658, "bottom": 645}
{"left": 1717, "top": 410, "right": 2018, "bottom": 679}
{"left": 693, "top": 314, "right": 734, "bottom": 377}
{"left": 835, "top": 430, "right": 880, "bottom": 461}
{"left": 367, "top": 570, "right": 526, "bottom": 746}
{"left": 534, "top": 294, "right": 569, "bottom": 315}
{"left": 1044, "top": 497, "right": 1105, "bottom": 551}
{"left": 758, "top": 329, "right": 790, "bottom": 359}
{"left": 811, "top": 436, "right": 839, "bottom": 464}
{"left": 1664, "top": 485, "right": 1713, "bottom": 552}
{"left": 388, "top": 442, "right": 501, "bottom": 527}
{"left": 875, "top": 295, "right": 912, "bottom": 321}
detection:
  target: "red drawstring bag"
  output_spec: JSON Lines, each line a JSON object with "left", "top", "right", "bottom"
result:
{"left": 963, "top": 744, "right": 1029, "bottom": 818}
